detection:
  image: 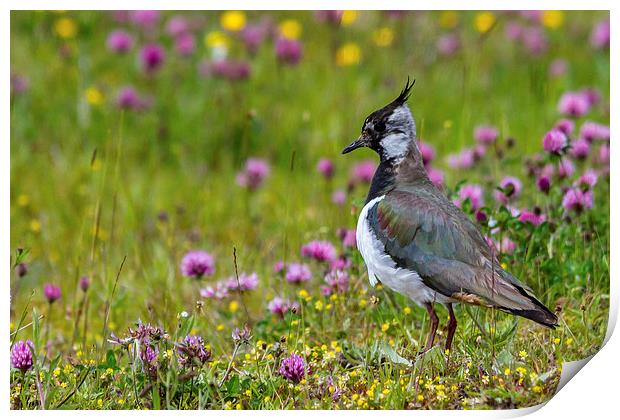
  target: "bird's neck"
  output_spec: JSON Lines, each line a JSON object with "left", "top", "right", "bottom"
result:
{"left": 365, "top": 141, "right": 430, "bottom": 203}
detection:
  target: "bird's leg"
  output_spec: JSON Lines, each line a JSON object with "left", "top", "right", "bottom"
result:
{"left": 423, "top": 303, "right": 439, "bottom": 353}
{"left": 445, "top": 303, "right": 458, "bottom": 352}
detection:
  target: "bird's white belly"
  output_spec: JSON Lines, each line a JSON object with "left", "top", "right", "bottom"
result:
{"left": 356, "top": 196, "right": 451, "bottom": 306}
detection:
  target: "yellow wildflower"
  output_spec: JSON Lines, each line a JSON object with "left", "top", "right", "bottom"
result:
{"left": 474, "top": 12, "right": 496, "bottom": 34}
{"left": 381, "top": 323, "right": 390, "bottom": 332}
{"left": 216, "top": 324, "right": 224, "bottom": 332}
{"left": 359, "top": 298, "right": 367, "bottom": 308}
{"left": 533, "top": 385, "right": 542, "bottom": 393}
{"left": 54, "top": 17, "right": 77, "bottom": 39}
{"left": 341, "top": 11, "right": 358, "bottom": 26}
{"left": 519, "top": 350, "right": 528, "bottom": 359}
{"left": 336, "top": 42, "right": 361, "bottom": 67}
{"left": 97, "top": 399, "right": 103, "bottom": 408}
{"left": 30, "top": 219, "right": 41, "bottom": 233}
{"left": 264, "top": 396, "right": 271, "bottom": 403}
{"left": 204, "top": 31, "right": 230, "bottom": 48}
{"left": 279, "top": 19, "right": 302, "bottom": 40}
{"left": 229, "top": 300, "right": 239, "bottom": 313}
{"left": 220, "top": 11, "right": 246, "bottom": 32}
{"left": 85, "top": 87, "right": 103, "bottom": 106}
{"left": 504, "top": 368, "right": 511, "bottom": 375}
{"left": 17, "top": 194, "right": 30, "bottom": 206}
{"left": 417, "top": 394, "right": 424, "bottom": 402}
{"left": 553, "top": 338, "right": 560, "bottom": 345}
{"left": 403, "top": 306, "right": 412, "bottom": 315}
{"left": 542, "top": 11, "right": 564, "bottom": 30}
{"left": 372, "top": 27, "right": 394, "bottom": 47}
{"left": 439, "top": 11, "right": 459, "bottom": 29}
{"left": 315, "top": 300, "right": 324, "bottom": 311}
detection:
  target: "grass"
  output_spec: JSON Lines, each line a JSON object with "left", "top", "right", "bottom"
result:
{"left": 10, "top": 10, "right": 609, "bottom": 409}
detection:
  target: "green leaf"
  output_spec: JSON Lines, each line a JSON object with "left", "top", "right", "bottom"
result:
{"left": 379, "top": 342, "right": 412, "bottom": 367}
{"left": 152, "top": 383, "right": 161, "bottom": 410}
{"left": 32, "top": 308, "right": 40, "bottom": 350}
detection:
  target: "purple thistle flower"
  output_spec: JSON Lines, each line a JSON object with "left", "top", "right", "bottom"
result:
{"left": 116, "top": 86, "right": 142, "bottom": 110}
{"left": 418, "top": 141, "right": 435, "bottom": 166}
{"left": 139, "top": 44, "right": 165, "bottom": 73}
{"left": 139, "top": 345, "right": 159, "bottom": 378}
{"left": 43, "top": 283, "right": 61, "bottom": 304}
{"left": 455, "top": 184, "right": 484, "bottom": 210}
{"left": 494, "top": 176, "right": 522, "bottom": 204}
{"left": 106, "top": 29, "right": 134, "bottom": 54}
{"left": 580, "top": 121, "right": 610, "bottom": 143}
{"left": 554, "top": 119, "right": 575, "bottom": 136}
{"left": 180, "top": 250, "right": 215, "bottom": 279}
{"left": 301, "top": 240, "right": 337, "bottom": 263}
{"left": 130, "top": 10, "right": 160, "bottom": 29}
{"left": 317, "top": 158, "right": 335, "bottom": 179}
{"left": 570, "top": 138, "right": 591, "bottom": 160}
{"left": 200, "top": 281, "right": 229, "bottom": 300}
{"left": 542, "top": 129, "right": 567, "bottom": 155}
{"left": 279, "top": 353, "right": 305, "bottom": 383}
{"left": 232, "top": 325, "right": 252, "bottom": 343}
{"left": 505, "top": 21, "right": 523, "bottom": 41}
{"left": 549, "top": 59, "right": 568, "bottom": 78}
{"left": 273, "top": 261, "right": 285, "bottom": 273}
{"left": 275, "top": 37, "right": 303, "bottom": 66}
{"left": 521, "top": 27, "right": 547, "bottom": 55}
{"left": 166, "top": 15, "right": 189, "bottom": 37}
{"left": 11, "top": 340, "right": 34, "bottom": 372}
{"left": 226, "top": 272, "right": 259, "bottom": 292}
{"left": 324, "top": 270, "right": 349, "bottom": 293}
{"left": 202, "top": 59, "right": 252, "bottom": 82}
{"left": 236, "top": 158, "right": 270, "bottom": 191}
{"left": 558, "top": 92, "right": 590, "bottom": 118}
{"left": 499, "top": 237, "right": 516, "bottom": 255}
{"left": 268, "top": 297, "right": 298, "bottom": 318}
{"left": 519, "top": 209, "right": 545, "bottom": 226}
{"left": 177, "top": 334, "right": 211, "bottom": 368}
{"left": 175, "top": 33, "right": 195, "bottom": 57}
{"left": 562, "top": 188, "right": 593, "bottom": 213}
{"left": 437, "top": 33, "right": 460, "bottom": 56}
{"left": 447, "top": 149, "right": 475, "bottom": 169}
{"left": 351, "top": 160, "right": 376, "bottom": 184}
{"left": 10, "top": 72, "right": 29, "bottom": 95}
{"left": 16, "top": 262, "right": 28, "bottom": 278}
{"left": 315, "top": 10, "right": 344, "bottom": 25}
{"left": 331, "top": 190, "right": 346, "bottom": 206}
{"left": 474, "top": 125, "right": 499, "bottom": 145}
{"left": 79, "top": 276, "right": 90, "bottom": 292}
{"left": 576, "top": 169, "right": 598, "bottom": 190}
{"left": 590, "top": 19, "right": 610, "bottom": 49}
{"left": 329, "top": 257, "right": 351, "bottom": 272}
{"left": 339, "top": 229, "right": 357, "bottom": 249}
{"left": 536, "top": 175, "right": 551, "bottom": 194}
{"left": 427, "top": 167, "right": 444, "bottom": 189}
{"left": 580, "top": 88, "right": 602, "bottom": 107}
{"left": 595, "top": 144, "right": 610, "bottom": 166}
{"left": 285, "top": 263, "right": 312, "bottom": 284}
{"left": 240, "top": 24, "right": 268, "bottom": 55}
{"left": 557, "top": 159, "right": 575, "bottom": 179}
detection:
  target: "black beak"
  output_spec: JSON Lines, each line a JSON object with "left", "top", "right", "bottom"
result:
{"left": 341, "top": 135, "right": 368, "bottom": 154}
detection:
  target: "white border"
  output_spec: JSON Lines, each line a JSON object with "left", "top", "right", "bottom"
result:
{"left": 3, "top": 1, "right": 617, "bottom": 418}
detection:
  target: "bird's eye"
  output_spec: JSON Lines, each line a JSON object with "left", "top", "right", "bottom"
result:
{"left": 374, "top": 121, "right": 386, "bottom": 132}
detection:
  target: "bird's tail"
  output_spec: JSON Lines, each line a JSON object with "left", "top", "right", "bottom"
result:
{"left": 494, "top": 268, "right": 559, "bottom": 328}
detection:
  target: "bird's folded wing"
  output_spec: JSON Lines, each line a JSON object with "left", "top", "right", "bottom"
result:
{"left": 369, "top": 189, "right": 538, "bottom": 309}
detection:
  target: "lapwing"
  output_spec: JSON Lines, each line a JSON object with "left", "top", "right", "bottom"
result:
{"left": 342, "top": 79, "right": 558, "bottom": 352}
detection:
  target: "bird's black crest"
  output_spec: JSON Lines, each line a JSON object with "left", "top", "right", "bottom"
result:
{"left": 394, "top": 77, "right": 415, "bottom": 105}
